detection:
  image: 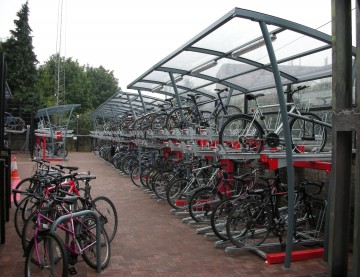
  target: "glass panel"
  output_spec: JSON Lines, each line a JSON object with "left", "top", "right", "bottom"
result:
{"left": 193, "top": 17, "right": 278, "bottom": 53}
{"left": 208, "top": 58, "right": 257, "bottom": 80}
{"left": 173, "top": 76, "right": 213, "bottom": 89}
{"left": 130, "top": 82, "right": 154, "bottom": 89}
{"left": 227, "top": 69, "right": 288, "bottom": 91}
{"left": 162, "top": 51, "right": 217, "bottom": 71}
{"left": 278, "top": 49, "right": 332, "bottom": 80}
{"left": 144, "top": 71, "right": 171, "bottom": 82}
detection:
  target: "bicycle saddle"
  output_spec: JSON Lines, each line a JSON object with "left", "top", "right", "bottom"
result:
{"left": 56, "top": 165, "right": 79, "bottom": 171}
{"left": 246, "top": 93, "right": 265, "bottom": 101}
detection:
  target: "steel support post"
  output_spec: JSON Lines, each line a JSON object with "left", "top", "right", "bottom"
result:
{"left": 352, "top": 1, "right": 360, "bottom": 276}
{"left": 137, "top": 90, "right": 147, "bottom": 113}
{"left": 328, "top": 1, "right": 353, "bottom": 276}
{"left": 169, "top": 73, "right": 184, "bottom": 121}
{"left": 126, "top": 94, "right": 137, "bottom": 120}
{"left": 260, "top": 21, "right": 296, "bottom": 269}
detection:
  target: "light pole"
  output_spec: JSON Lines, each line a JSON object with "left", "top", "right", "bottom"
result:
{"left": 76, "top": 114, "right": 79, "bottom": 152}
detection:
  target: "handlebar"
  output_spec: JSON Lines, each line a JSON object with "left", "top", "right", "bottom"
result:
{"left": 284, "top": 85, "right": 309, "bottom": 95}
{"left": 215, "top": 88, "right": 229, "bottom": 94}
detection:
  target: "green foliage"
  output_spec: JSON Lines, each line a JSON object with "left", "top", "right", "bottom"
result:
{"left": 0, "top": 1, "right": 38, "bottom": 113}
{"left": 86, "top": 65, "right": 119, "bottom": 109}
{"left": 36, "top": 55, "right": 120, "bottom": 114}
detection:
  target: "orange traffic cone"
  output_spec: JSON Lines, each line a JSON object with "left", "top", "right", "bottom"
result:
{"left": 11, "top": 156, "right": 21, "bottom": 180}
{"left": 11, "top": 156, "right": 21, "bottom": 203}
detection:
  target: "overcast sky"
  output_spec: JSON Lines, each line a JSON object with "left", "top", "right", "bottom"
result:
{"left": 0, "top": 0, "right": 354, "bottom": 91}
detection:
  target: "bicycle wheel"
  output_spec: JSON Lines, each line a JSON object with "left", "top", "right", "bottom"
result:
{"left": 219, "top": 114, "right": 264, "bottom": 153}
{"left": 165, "top": 107, "right": 194, "bottom": 130}
{"left": 121, "top": 156, "right": 138, "bottom": 175}
{"left": 210, "top": 196, "right": 242, "bottom": 241}
{"left": 140, "top": 166, "right": 152, "bottom": 188}
{"left": 289, "top": 112, "right": 327, "bottom": 153}
{"left": 166, "top": 178, "right": 190, "bottom": 210}
{"left": 13, "top": 177, "right": 37, "bottom": 207}
{"left": 295, "top": 198, "right": 326, "bottom": 242}
{"left": 76, "top": 214, "right": 111, "bottom": 270}
{"left": 215, "top": 105, "right": 242, "bottom": 129}
{"left": 188, "top": 187, "right": 223, "bottom": 223}
{"left": 152, "top": 171, "right": 176, "bottom": 200}
{"left": 92, "top": 196, "right": 118, "bottom": 242}
{"left": 130, "top": 165, "right": 142, "bottom": 187}
{"left": 14, "top": 196, "right": 33, "bottom": 237}
{"left": 146, "top": 167, "right": 159, "bottom": 190}
{"left": 56, "top": 146, "right": 68, "bottom": 158}
{"left": 150, "top": 112, "right": 168, "bottom": 133}
{"left": 24, "top": 232, "right": 68, "bottom": 277}
{"left": 226, "top": 199, "right": 271, "bottom": 248}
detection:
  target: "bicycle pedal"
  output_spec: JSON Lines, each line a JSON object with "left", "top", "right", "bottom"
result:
{"left": 68, "top": 266, "right": 78, "bottom": 275}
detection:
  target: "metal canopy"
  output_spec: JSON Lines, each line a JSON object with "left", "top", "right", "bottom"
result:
{"left": 127, "top": 8, "right": 355, "bottom": 101}
{"left": 91, "top": 91, "right": 183, "bottom": 120}
{"left": 35, "top": 104, "right": 81, "bottom": 118}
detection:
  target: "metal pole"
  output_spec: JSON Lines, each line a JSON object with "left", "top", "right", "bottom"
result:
{"left": 328, "top": 0, "right": 353, "bottom": 276}
{"left": 259, "top": 21, "right": 295, "bottom": 269}
{"left": 352, "top": 1, "right": 360, "bottom": 276}
{"left": 137, "top": 90, "right": 147, "bottom": 113}
{"left": 126, "top": 94, "right": 137, "bottom": 120}
{"left": 169, "top": 73, "right": 184, "bottom": 121}
{"left": 225, "top": 88, "right": 233, "bottom": 106}
{"left": 76, "top": 114, "right": 79, "bottom": 152}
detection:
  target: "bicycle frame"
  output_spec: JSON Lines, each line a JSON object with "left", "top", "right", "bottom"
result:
{"left": 250, "top": 101, "right": 297, "bottom": 136}
{"left": 32, "top": 201, "right": 98, "bottom": 261}
{"left": 178, "top": 165, "right": 220, "bottom": 197}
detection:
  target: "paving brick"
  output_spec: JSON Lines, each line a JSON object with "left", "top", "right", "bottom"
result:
{"left": 0, "top": 152, "right": 347, "bottom": 276}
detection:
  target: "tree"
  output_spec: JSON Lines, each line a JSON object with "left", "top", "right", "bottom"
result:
{"left": 86, "top": 65, "right": 120, "bottom": 109}
{"left": 0, "top": 1, "right": 38, "bottom": 114}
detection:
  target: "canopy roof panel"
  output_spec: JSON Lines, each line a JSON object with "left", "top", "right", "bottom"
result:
{"left": 127, "top": 7, "right": 355, "bottom": 101}
{"left": 92, "top": 8, "right": 355, "bottom": 119}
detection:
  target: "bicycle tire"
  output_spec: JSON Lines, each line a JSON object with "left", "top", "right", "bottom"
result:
{"left": 92, "top": 196, "right": 118, "bottom": 242}
{"left": 140, "top": 166, "right": 152, "bottom": 188}
{"left": 121, "top": 156, "right": 138, "bottom": 175}
{"left": 14, "top": 196, "right": 33, "bottom": 237}
{"left": 289, "top": 112, "right": 327, "bottom": 153}
{"left": 152, "top": 171, "right": 176, "bottom": 200}
{"left": 13, "top": 177, "right": 36, "bottom": 207}
{"left": 188, "top": 187, "right": 223, "bottom": 223}
{"left": 76, "top": 214, "right": 111, "bottom": 269}
{"left": 146, "top": 167, "right": 159, "bottom": 190}
{"left": 130, "top": 165, "right": 142, "bottom": 187}
{"left": 226, "top": 199, "right": 272, "bottom": 248}
{"left": 219, "top": 114, "right": 264, "bottom": 153}
{"left": 294, "top": 197, "right": 326, "bottom": 242}
{"left": 24, "top": 231, "right": 68, "bottom": 277}
{"left": 215, "top": 105, "right": 242, "bottom": 129}
{"left": 165, "top": 107, "right": 194, "bottom": 130}
{"left": 166, "top": 178, "right": 190, "bottom": 210}
{"left": 56, "top": 146, "right": 68, "bottom": 158}
{"left": 210, "top": 196, "right": 243, "bottom": 241}
{"left": 150, "top": 112, "right": 168, "bottom": 133}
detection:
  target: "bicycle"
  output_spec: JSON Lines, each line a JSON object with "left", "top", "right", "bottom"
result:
{"left": 165, "top": 88, "right": 242, "bottom": 132}
{"left": 4, "top": 111, "right": 25, "bottom": 131}
{"left": 210, "top": 166, "right": 265, "bottom": 241}
{"left": 219, "top": 86, "right": 328, "bottom": 153}
{"left": 24, "top": 194, "right": 110, "bottom": 276}
{"left": 188, "top": 164, "right": 244, "bottom": 223}
{"left": 20, "top": 172, "right": 118, "bottom": 250}
{"left": 225, "top": 178, "right": 326, "bottom": 249}
{"left": 165, "top": 162, "right": 221, "bottom": 210}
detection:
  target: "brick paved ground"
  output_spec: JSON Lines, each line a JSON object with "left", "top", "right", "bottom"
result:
{"left": 0, "top": 152, "right": 341, "bottom": 276}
